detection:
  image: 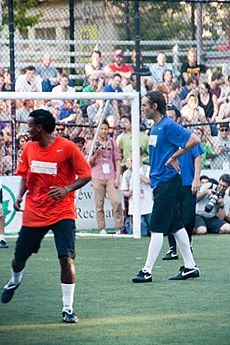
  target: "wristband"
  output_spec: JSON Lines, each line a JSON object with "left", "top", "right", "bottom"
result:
{"left": 219, "top": 205, "right": 224, "bottom": 209}
{"left": 64, "top": 186, "right": 70, "bottom": 194}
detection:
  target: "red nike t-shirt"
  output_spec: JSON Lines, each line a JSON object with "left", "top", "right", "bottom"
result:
{"left": 16, "top": 136, "right": 91, "bottom": 227}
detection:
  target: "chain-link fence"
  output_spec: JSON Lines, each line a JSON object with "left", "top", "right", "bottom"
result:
{"left": 0, "top": 0, "right": 229, "bottom": 175}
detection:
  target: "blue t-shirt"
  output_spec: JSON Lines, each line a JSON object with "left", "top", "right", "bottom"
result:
{"left": 149, "top": 116, "right": 191, "bottom": 189}
{"left": 103, "top": 85, "right": 123, "bottom": 93}
{"left": 179, "top": 144, "right": 204, "bottom": 186}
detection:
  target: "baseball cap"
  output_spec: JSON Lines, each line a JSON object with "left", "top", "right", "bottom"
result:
{"left": 114, "top": 49, "right": 124, "bottom": 57}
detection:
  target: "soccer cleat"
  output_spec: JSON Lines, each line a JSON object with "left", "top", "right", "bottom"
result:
{"left": 0, "top": 240, "right": 8, "bottom": 248}
{"left": 162, "top": 247, "right": 178, "bottom": 260}
{"left": 132, "top": 270, "right": 152, "bottom": 283}
{"left": 62, "top": 311, "right": 79, "bottom": 323}
{"left": 1, "top": 281, "right": 21, "bottom": 303}
{"left": 168, "top": 267, "right": 200, "bottom": 280}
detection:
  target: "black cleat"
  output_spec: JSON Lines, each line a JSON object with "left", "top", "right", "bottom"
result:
{"left": 132, "top": 270, "right": 152, "bottom": 283}
{"left": 0, "top": 240, "right": 8, "bottom": 248}
{"left": 168, "top": 267, "right": 200, "bottom": 280}
{"left": 162, "top": 248, "right": 178, "bottom": 260}
{"left": 1, "top": 281, "right": 21, "bottom": 303}
{"left": 62, "top": 311, "right": 79, "bottom": 323}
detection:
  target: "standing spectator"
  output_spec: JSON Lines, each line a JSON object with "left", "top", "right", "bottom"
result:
{"left": 1, "top": 109, "right": 91, "bottom": 323}
{"left": 132, "top": 90, "right": 200, "bottom": 283}
{"left": 210, "top": 122, "right": 230, "bottom": 170}
{"left": 15, "top": 66, "right": 42, "bottom": 92}
{"left": 104, "top": 48, "right": 134, "bottom": 86}
{"left": 180, "top": 47, "right": 210, "bottom": 86}
{"left": 149, "top": 52, "right": 172, "bottom": 85}
{"left": 121, "top": 150, "right": 153, "bottom": 236}
{"left": 85, "top": 120, "right": 123, "bottom": 234}
{"left": 36, "top": 53, "right": 60, "bottom": 92}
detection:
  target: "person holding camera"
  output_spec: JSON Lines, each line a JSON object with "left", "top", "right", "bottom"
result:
{"left": 194, "top": 174, "right": 230, "bottom": 235}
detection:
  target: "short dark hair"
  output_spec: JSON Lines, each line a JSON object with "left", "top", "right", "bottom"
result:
{"left": 113, "top": 73, "right": 122, "bottom": 80}
{"left": 211, "top": 71, "right": 224, "bottom": 82}
{"left": 102, "top": 119, "right": 110, "bottom": 128}
{"left": 167, "top": 104, "right": 181, "bottom": 119}
{"left": 73, "top": 136, "right": 86, "bottom": 145}
{"left": 145, "top": 90, "right": 166, "bottom": 114}
{"left": 29, "top": 109, "right": 56, "bottom": 133}
{"left": 219, "top": 174, "right": 230, "bottom": 186}
{"left": 25, "top": 65, "right": 36, "bottom": 72}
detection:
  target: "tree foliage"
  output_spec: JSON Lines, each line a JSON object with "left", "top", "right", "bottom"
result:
{"left": 2, "top": 0, "right": 43, "bottom": 37}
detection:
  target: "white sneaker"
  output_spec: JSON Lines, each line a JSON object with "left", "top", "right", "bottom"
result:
{"left": 99, "top": 229, "right": 107, "bottom": 235}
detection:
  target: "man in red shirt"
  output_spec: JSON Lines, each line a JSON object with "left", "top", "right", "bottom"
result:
{"left": 104, "top": 48, "right": 134, "bottom": 84}
{"left": 1, "top": 109, "right": 91, "bottom": 324}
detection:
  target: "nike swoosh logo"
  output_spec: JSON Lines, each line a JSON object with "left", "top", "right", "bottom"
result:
{"left": 181, "top": 269, "right": 197, "bottom": 277}
{"left": 144, "top": 274, "right": 152, "bottom": 279}
{"left": 56, "top": 149, "right": 63, "bottom": 152}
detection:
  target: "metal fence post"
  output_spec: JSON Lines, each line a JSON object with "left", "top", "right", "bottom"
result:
{"left": 196, "top": 1, "right": 203, "bottom": 65}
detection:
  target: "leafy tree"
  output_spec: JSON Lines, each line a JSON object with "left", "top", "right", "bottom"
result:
{"left": 2, "top": 0, "right": 43, "bottom": 37}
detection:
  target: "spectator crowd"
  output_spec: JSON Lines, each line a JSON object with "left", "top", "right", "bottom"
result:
{"left": 0, "top": 47, "right": 229, "bottom": 236}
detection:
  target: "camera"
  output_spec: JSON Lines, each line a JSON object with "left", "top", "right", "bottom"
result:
{"left": 205, "top": 190, "right": 225, "bottom": 213}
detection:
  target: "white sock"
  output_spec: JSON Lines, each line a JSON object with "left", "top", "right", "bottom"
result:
{"left": 174, "top": 228, "right": 196, "bottom": 269}
{"left": 61, "top": 283, "right": 75, "bottom": 314}
{"left": 0, "top": 234, "right": 5, "bottom": 241}
{"left": 10, "top": 268, "right": 24, "bottom": 285}
{"left": 142, "top": 232, "right": 163, "bottom": 273}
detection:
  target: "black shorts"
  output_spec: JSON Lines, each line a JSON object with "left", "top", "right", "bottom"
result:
{"left": 150, "top": 175, "right": 184, "bottom": 234}
{"left": 14, "top": 219, "right": 76, "bottom": 262}
{"left": 195, "top": 215, "right": 226, "bottom": 233}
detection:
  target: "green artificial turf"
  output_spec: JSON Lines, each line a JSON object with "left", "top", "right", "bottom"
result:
{"left": 0, "top": 235, "right": 230, "bottom": 345}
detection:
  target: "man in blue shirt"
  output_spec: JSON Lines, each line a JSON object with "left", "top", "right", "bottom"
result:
{"left": 162, "top": 105, "right": 204, "bottom": 260}
{"left": 132, "top": 91, "right": 201, "bottom": 282}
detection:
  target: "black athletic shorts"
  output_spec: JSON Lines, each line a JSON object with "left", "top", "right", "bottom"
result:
{"left": 150, "top": 174, "right": 184, "bottom": 234}
{"left": 14, "top": 219, "right": 76, "bottom": 262}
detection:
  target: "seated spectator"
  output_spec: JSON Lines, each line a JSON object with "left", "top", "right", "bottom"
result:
{"left": 54, "top": 124, "right": 66, "bottom": 137}
{"left": 80, "top": 75, "right": 101, "bottom": 110}
{"left": 72, "top": 136, "right": 86, "bottom": 153}
{"left": 181, "top": 92, "right": 206, "bottom": 126}
{"left": 168, "top": 80, "right": 182, "bottom": 111}
{"left": 58, "top": 100, "right": 75, "bottom": 123}
{"left": 104, "top": 48, "right": 134, "bottom": 86}
{"left": 194, "top": 174, "right": 230, "bottom": 234}
{"left": 52, "top": 73, "right": 75, "bottom": 106}
{"left": 104, "top": 73, "right": 123, "bottom": 93}
{"left": 158, "top": 69, "right": 173, "bottom": 95}
{"left": 123, "top": 73, "right": 147, "bottom": 97}
{"left": 198, "top": 82, "right": 219, "bottom": 136}
{"left": 15, "top": 66, "right": 42, "bottom": 92}
{"left": 36, "top": 53, "right": 60, "bottom": 91}
{"left": 84, "top": 48, "right": 105, "bottom": 80}
{"left": 193, "top": 126, "right": 213, "bottom": 169}
{"left": 121, "top": 150, "right": 153, "bottom": 236}
{"left": 149, "top": 52, "right": 172, "bottom": 85}
{"left": 180, "top": 47, "right": 211, "bottom": 86}
{"left": 180, "top": 76, "right": 197, "bottom": 104}
{"left": 210, "top": 122, "right": 230, "bottom": 170}
{"left": 210, "top": 71, "right": 225, "bottom": 100}
{"left": 2, "top": 140, "right": 12, "bottom": 175}
{"left": 17, "top": 134, "right": 29, "bottom": 162}
{"left": 130, "top": 49, "right": 151, "bottom": 77}
{"left": 2, "top": 68, "right": 11, "bottom": 91}
{"left": 16, "top": 100, "right": 34, "bottom": 135}
{"left": 87, "top": 99, "right": 117, "bottom": 125}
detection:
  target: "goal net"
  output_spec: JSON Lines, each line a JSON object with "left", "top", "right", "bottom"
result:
{"left": 0, "top": 91, "right": 141, "bottom": 238}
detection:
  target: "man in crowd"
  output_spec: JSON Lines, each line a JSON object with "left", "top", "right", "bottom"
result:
{"left": 194, "top": 174, "right": 230, "bottom": 235}
{"left": 1, "top": 109, "right": 91, "bottom": 324}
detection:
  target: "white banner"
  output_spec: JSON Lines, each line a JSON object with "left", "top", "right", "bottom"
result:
{"left": 2, "top": 177, "right": 115, "bottom": 235}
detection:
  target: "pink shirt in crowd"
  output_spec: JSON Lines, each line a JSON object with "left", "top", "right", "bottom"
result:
{"left": 85, "top": 137, "right": 121, "bottom": 180}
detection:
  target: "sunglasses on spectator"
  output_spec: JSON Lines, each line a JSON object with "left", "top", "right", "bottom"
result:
{"left": 56, "top": 127, "right": 65, "bottom": 131}
{"left": 220, "top": 128, "right": 229, "bottom": 132}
